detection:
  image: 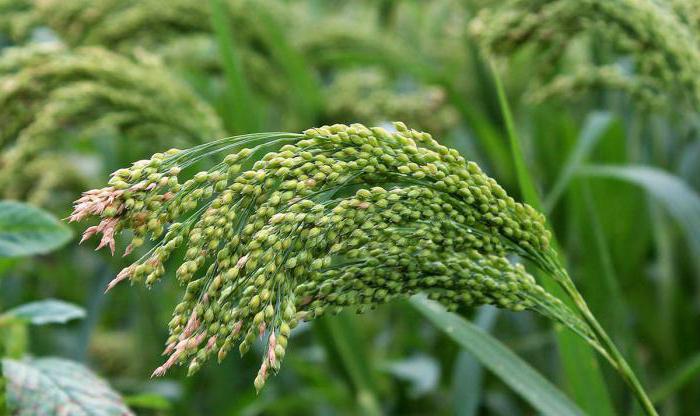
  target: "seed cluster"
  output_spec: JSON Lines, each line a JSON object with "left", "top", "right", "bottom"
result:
{"left": 72, "top": 122, "right": 582, "bottom": 392}
{"left": 326, "top": 69, "right": 458, "bottom": 136}
{"left": 471, "top": 0, "right": 700, "bottom": 110}
{"left": 0, "top": 44, "right": 223, "bottom": 205}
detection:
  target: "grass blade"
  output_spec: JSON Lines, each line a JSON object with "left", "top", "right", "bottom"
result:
{"left": 579, "top": 164, "right": 700, "bottom": 278}
{"left": 314, "top": 314, "right": 382, "bottom": 416}
{"left": 451, "top": 307, "right": 498, "bottom": 416}
{"left": 651, "top": 352, "right": 700, "bottom": 403}
{"left": 544, "top": 112, "right": 614, "bottom": 213}
{"left": 411, "top": 296, "right": 584, "bottom": 416}
{"left": 491, "top": 63, "right": 616, "bottom": 415}
{"left": 209, "top": 0, "right": 260, "bottom": 133}
{"left": 248, "top": 3, "right": 322, "bottom": 127}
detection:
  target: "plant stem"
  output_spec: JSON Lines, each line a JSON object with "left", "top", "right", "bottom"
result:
{"left": 555, "top": 268, "right": 659, "bottom": 416}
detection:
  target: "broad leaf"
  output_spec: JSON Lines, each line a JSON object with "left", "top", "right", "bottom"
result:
{"left": 4, "top": 299, "right": 85, "bottom": 325}
{"left": 0, "top": 201, "right": 72, "bottom": 257}
{"left": 410, "top": 296, "right": 584, "bottom": 416}
{"left": 580, "top": 165, "right": 700, "bottom": 266}
{"left": 2, "top": 357, "right": 133, "bottom": 416}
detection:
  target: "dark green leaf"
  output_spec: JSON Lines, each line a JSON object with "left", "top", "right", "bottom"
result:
{"left": 124, "top": 393, "right": 172, "bottom": 411}
{"left": 0, "top": 201, "right": 72, "bottom": 257}
{"left": 544, "top": 111, "right": 614, "bottom": 212}
{"left": 411, "top": 296, "right": 584, "bottom": 416}
{"left": 580, "top": 165, "right": 700, "bottom": 264}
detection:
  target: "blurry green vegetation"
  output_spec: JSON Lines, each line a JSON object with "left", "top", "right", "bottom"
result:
{"left": 0, "top": 0, "right": 699, "bottom": 415}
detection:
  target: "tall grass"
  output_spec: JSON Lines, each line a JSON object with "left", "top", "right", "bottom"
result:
{"left": 0, "top": 0, "right": 698, "bottom": 414}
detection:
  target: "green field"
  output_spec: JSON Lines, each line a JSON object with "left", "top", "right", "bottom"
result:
{"left": 0, "top": 1, "right": 699, "bottom": 415}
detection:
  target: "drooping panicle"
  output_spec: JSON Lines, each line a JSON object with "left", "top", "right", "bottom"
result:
{"left": 72, "top": 122, "right": 589, "bottom": 391}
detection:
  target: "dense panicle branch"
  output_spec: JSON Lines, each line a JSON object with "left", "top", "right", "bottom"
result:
{"left": 71, "top": 122, "right": 601, "bottom": 392}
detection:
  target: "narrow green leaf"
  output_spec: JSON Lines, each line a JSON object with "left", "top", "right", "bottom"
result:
{"left": 315, "top": 314, "right": 382, "bottom": 416}
{"left": 209, "top": 0, "right": 260, "bottom": 133}
{"left": 2, "top": 357, "right": 133, "bottom": 416}
{"left": 3, "top": 299, "right": 85, "bottom": 326}
{"left": 491, "top": 65, "right": 615, "bottom": 415}
{"left": 651, "top": 352, "right": 700, "bottom": 403}
{"left": 491, "top": 61, "right": 541, "bottom": 211}
{"left": 545, "top": 112, "right": 614, "bottom": 212}
{"left": 579, "top": 165, "right": 700, "bottom": 258}
{"left": 411, "top": 296, "right": 584, "bottom": 416}
{"left": 248, "top": 3, "right": 322, "bottom": 126}
{"left": 0, "top": 365, "right": 6, "bottom": 416}
{"left": 451, "top": 307, "right": 498, "bottom": 416}
{"left": 0, "top": 201, "right": 72, "bottom": 258}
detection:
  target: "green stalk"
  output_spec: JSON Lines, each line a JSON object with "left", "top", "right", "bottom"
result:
{"left": 553, "top": 267, "right": 658, "bottom": 416}
{"left": 491, "top": 61, "right": 615, "bottom": 415}
{"left": 491, "top": 61, "right": 657, "bottom": 415}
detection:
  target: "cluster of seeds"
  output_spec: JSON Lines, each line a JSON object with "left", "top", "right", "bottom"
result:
{"left": 72, "top": 122, "right": 588, "bottom": 391}
{"left": 470, "top": 0, "right": 700, "bottom": 110}
{"left": 0, "top": 44, "right": 223, "bottom": 204}
{"left": 325, "top": 69, "right": 459, "bottom": 136}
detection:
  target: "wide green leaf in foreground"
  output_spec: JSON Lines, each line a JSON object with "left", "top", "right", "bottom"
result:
{"left": 0, "top": 201, "right": 72, "bottom": 257}
{"left": 2, "top": 357, "right": 133, "bottom": 416}
{"left": 410, "top": 296, "right": 584, "bottom": 416}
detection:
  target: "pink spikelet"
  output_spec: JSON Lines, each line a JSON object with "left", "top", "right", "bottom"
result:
{"left": 69, "top": 187, "right": 123, "bottom": 222}
{"left": 94, "top": 217, "right": 120, "bottom": 255}
{"left": 236, "top": 254, "right": 249, "bottom": 268}
{"left": 180, "top": 311, "right": 201, "bottom": 340}
{"left": 267, "top": 333, "right": 277, "bottom": 367}
{"left": 105, "top": 265, "right": 135, "bottom": 293}
{"left": 231, "top": 320, "right": 243, "bottom": 337}
{"left": 206, "top": 336, "right": 217, "bottom": 352}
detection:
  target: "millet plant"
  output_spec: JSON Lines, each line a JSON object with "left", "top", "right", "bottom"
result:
{"left": 470, "top": 0, "right": 700, "bottom": 110}
{"left": 0, "top": 43, "right": 222, "bottom": 204}
{"left": 72, "top": 122, "right": 658, "bottom": 415}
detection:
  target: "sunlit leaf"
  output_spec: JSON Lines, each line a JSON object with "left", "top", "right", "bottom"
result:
{"left": 2, "top": 357, "right": 133, "bottom": 416}
{"left": 383, "top": 354, "right": 440, "bottom": 397}
{"left": 4, "top": 299, "right": 85, "bottom": 325}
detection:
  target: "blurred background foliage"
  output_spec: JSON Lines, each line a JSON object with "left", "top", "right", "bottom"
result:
{"left": 0, "top": 0, "right": 698, "bottom": 414}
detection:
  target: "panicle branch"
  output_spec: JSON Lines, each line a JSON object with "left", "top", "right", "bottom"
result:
{"left": 72, "top": 122, "right": 589, "bottom": 391}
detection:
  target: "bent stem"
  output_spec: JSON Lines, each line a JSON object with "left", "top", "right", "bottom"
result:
{"left": 552, "top": 265, "right": 659, "bottom": 416}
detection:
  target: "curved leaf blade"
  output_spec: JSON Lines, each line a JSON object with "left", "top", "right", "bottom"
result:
{"left": 0, "top": 201, "right": 72, "bottom": 258}
{"left": 2, "top": 357, "right": 133, "bottom": 416}
{"left": 491, "top": 66, "right": 615, "bottom": 415}
{"left": 4, "top": 299, "right": 86, "bottom": 326}
{"left": 579, "top": 165, "right": 700, "bottom": 256}
{"left": 544, "top": 111, "right": 614, "bottom": 213}
{"left": 410, "top": 296, "right": 584, "bottom": 416}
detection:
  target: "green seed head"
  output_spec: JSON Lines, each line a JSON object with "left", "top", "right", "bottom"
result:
{"left": 72, "top": 123, "right": 577, "bottom": 392}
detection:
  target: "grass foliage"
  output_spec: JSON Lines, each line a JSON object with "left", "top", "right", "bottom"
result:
{"left": 1, "top": 0, "right": 699, "bottom": 415}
